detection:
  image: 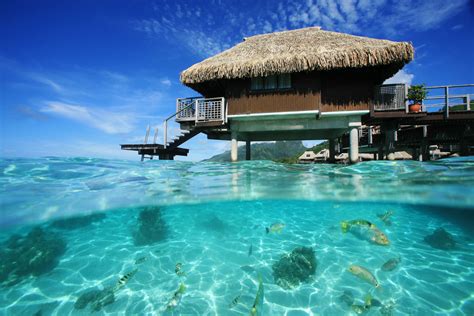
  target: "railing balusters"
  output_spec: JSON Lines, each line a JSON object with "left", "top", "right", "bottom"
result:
{"left": 375, "top": 83, "right": 473, "bottom": 114}
{"left": 144, "top": 125, "right": 150, "bottom": 144}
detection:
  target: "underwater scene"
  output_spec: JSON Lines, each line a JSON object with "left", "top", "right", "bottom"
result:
{"left": 0, "top": 157, "right": 473, "bottom": 315}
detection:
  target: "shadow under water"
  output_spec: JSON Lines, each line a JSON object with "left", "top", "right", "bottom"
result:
{"left": 0, "top": 227, "right": 67, "bottom": 287}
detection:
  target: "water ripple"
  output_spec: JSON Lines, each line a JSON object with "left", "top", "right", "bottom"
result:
{"left": 0, "top": 157, "right": 473, "bottom": 226}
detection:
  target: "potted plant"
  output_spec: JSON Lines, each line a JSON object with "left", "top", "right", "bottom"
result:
{"left": 407, "top": 84, "right": 428, "bottom": 113}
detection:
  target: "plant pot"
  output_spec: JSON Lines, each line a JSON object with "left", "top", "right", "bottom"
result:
{"left": 409, "top": 103, "right": 422, "bottom": 113}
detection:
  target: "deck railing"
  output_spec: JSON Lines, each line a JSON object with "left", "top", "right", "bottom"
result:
{"left": 374, "top": 84, "right": 406, "bottom": 111}
{"left": 374, "top": 83, "right": 473, "bottom": 117}
{"left": 421, "top": 84, "right": 473, "bottom": 118}
{"left": 162, "top": 97, "right": 226, "bottom": 148}
{"left": 176, "top": 97, "right": 226, "bottom": 123}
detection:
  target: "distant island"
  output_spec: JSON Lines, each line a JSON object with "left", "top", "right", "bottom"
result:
{"left": 204, "top": 141, "right": 328, "bottom": 163}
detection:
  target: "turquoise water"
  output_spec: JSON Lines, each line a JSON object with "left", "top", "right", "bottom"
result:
{"left": 0, "top": 157, "right": 473, "bottom": 315}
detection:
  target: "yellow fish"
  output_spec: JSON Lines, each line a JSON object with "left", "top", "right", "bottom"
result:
{"left": 165, "top": 283, "right": 186, "bottom": 311}
{"left": 249, "top": 274, "right": 264, "bottom": 316}
{"left": 348, "top": 265, "right": 380, "bottom": 288}
{"left": 341, "top": 219, "right": 389, "bottom": 246}
{"left": 266, "top": 223, "right": 285, "bottom": 234}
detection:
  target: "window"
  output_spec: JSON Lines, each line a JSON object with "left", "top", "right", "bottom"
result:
{"left": 250, "top": 77, "right": 263, "bottom": 90}
{"left": 250, "top": 74, "right": 291, "bottom": 91}
{"left": 278, "top": 74, "right": 291, "bottom": 89}
{"left": 264, "top": 75, "right": 277, "bottom": 89}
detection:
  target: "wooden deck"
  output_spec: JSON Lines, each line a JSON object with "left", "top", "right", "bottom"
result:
{"left": 364, "top": 110, "right": 474, "bottom": 125}
{"left": 120, "top": 144, "right": 189, "bottom": 160}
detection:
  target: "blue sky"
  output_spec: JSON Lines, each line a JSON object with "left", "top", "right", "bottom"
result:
{"left": 1, "top": 0, "right": 473, "bottom": 161}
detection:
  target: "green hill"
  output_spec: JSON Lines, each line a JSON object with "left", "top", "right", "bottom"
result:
{"left": 204, "top": 140, "right": 329, "bottom": 163}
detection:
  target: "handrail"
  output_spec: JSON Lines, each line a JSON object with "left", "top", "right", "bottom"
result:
{"left": 425, "top": 94, "right": 474, "bottom": 100}
{"left": 163, "top": 103, "right": 196, "bottom": 149}
{"left": 421, "top": 84, "right": 473, "bottom": 117}
{"left": 165, "top": 102, "right": 194, "bottom": 122}
{"left": 163, "top": 97, "right": 226, "bottom": 148}
{"left": 425, "top": 84, "right": 474, "bottom": 89}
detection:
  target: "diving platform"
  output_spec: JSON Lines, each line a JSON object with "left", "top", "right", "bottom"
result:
{"left": 120, "top": 143, "right": 189, "bottom": 160}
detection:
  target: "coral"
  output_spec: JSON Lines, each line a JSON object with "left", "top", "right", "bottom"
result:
{"left": 200, "top": 214, "right": 228, "bottom": 232}
{"left": 0, "top": 227, "right": 67, "bottom": 287}
{"left": 74, "top": 288, "right": 115, "bottom": 311}
{"left": 133, "top": 206, "right": 167, "bottom": 246}
{"left": 50, "top": 213, "right": 106, "bottom": 230}
{"left": 272, "top": 247, "right": 317, "bottom": 289}
{"left": 424, "top": 227, "right": 456, "bottom": 250}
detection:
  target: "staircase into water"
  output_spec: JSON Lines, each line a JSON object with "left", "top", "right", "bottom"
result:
{"left": 120, "top": 97, "right": 227, "bottom": 160}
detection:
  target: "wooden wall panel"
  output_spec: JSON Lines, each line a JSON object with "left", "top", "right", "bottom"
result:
{"left": 320, "top": 68, "right": 380, "bottom": 112}
{"left": 201, "top": 67, "right": 387, "bottom": 115}
{"left": 226, "top": 72, "right": 321, "bottom": 115}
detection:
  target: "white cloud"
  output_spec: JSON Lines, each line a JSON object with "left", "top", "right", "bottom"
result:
{"left": 40, "top": 102, "right": 136, "bottom": 134}
{"left": 29, "top": 74, "right": 64, "bottom": 92}
{"left": 133, "top": 0, "right": 468, "bottom": 58}
{"left": 160, "top": 78, "right": 172, "bottom": 86}
{"left": 384, "top": 69, "right": 414, "bottom": 85}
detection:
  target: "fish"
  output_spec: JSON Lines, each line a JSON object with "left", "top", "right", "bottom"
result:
{"left": 113, "top": 269, "right": 138, "bottom": 292}
{"left": 266, "top": 223, "right": 285, "bottom": 234}
{"left": 377, "top": 211, "right": 393, "bottom": 225}
{"left": 364, "top": 293, "right": 373, "bottom": 308}
{"left": 338, "top": 290, "right": 354, "bottom": 306}
{"left": 241, "top": 265, "right": 256, "bottom": 273}
{"left": 351, "top": 304, "right": 367, "bottom": 314}
{"left": 348, "top": 265, "right": 380, "bottom": 288}
{"left": 165, "top": 283, "right": 186, "bottom": 311}
{"left": 248, "top": 244, "right": 253, "bottom": 256}
{"left": 175, "top": 262, "right": 186, "bottom": 277}
{"left": 249, "top": 275, "right": 264, "bottom": 316}
{"left": 381, "top": 257, "right": 401, "bottom": 272}
{"left": 135, "top": 256, "right": 147, "bottom": 265}
{"left": 380, "top": 300, "right": 395, "bottom": 316}
{"left": 341, "top": 219, "right": 389, "bottom": 246}
{"left": 229, "top": 294, "right": 241, "bottom": 308}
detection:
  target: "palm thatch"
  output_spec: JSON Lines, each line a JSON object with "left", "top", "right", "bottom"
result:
{"left": 180, "top": 27, "right": 414, "bottom": 85}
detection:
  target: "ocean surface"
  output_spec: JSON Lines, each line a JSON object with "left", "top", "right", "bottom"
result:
{"left": 0, "top": 157, "right": 473, "bottom": 315}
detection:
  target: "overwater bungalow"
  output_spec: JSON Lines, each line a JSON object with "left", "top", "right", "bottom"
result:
{"left": 123, "top": 26, "right": 416, "bottom": 162}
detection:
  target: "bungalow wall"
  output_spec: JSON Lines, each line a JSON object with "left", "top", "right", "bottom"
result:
{"left": 196, "top": 66, "right": 391, "bottom": 115}
{"left": 225, "top": 72, "right": 321, "bottom": 115}
{"left": 320, "top": 68, "right": 384, "bottom": 112}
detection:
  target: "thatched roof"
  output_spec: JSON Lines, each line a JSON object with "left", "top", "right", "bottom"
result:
{"left": 180, "top": 27, "right": 414, "bottom": 85}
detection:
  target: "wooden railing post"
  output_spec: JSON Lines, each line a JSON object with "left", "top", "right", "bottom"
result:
{"left": 405, "top": 84, "right": 409, "bottom": 113}
{"left": 195, "top": 99, "right": 199, "bottom": 122}
{"left": 368, "top": 126, "right": 373, "bottom": 145}
{"left": 144, "top": 125, "right": 150, "bottom": 144}
{"left": 153, "top": 127, "right": 158, "bottom": 144}
{"left": 163, "top": 121, "right": 167, "bottom": 149}
{"left": 445, "top": 86, "right": 449, "bottom": 119}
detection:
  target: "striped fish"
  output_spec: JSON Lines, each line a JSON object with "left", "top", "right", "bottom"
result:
{"left": 175, "top": 262, "right": 186, "bottom": 276}
{"left": 229, "top": 294, "right": 241, "bottom": 308}
{"left": 135, "top": 256, "right": 147, "bottom": 265}
{"left": 113, "top": 269, "right": 138, "bottom": 292}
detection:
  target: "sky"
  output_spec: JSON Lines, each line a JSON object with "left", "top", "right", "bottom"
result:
{"left": 1, "top": 0, "right": 473, "bottom": 161}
